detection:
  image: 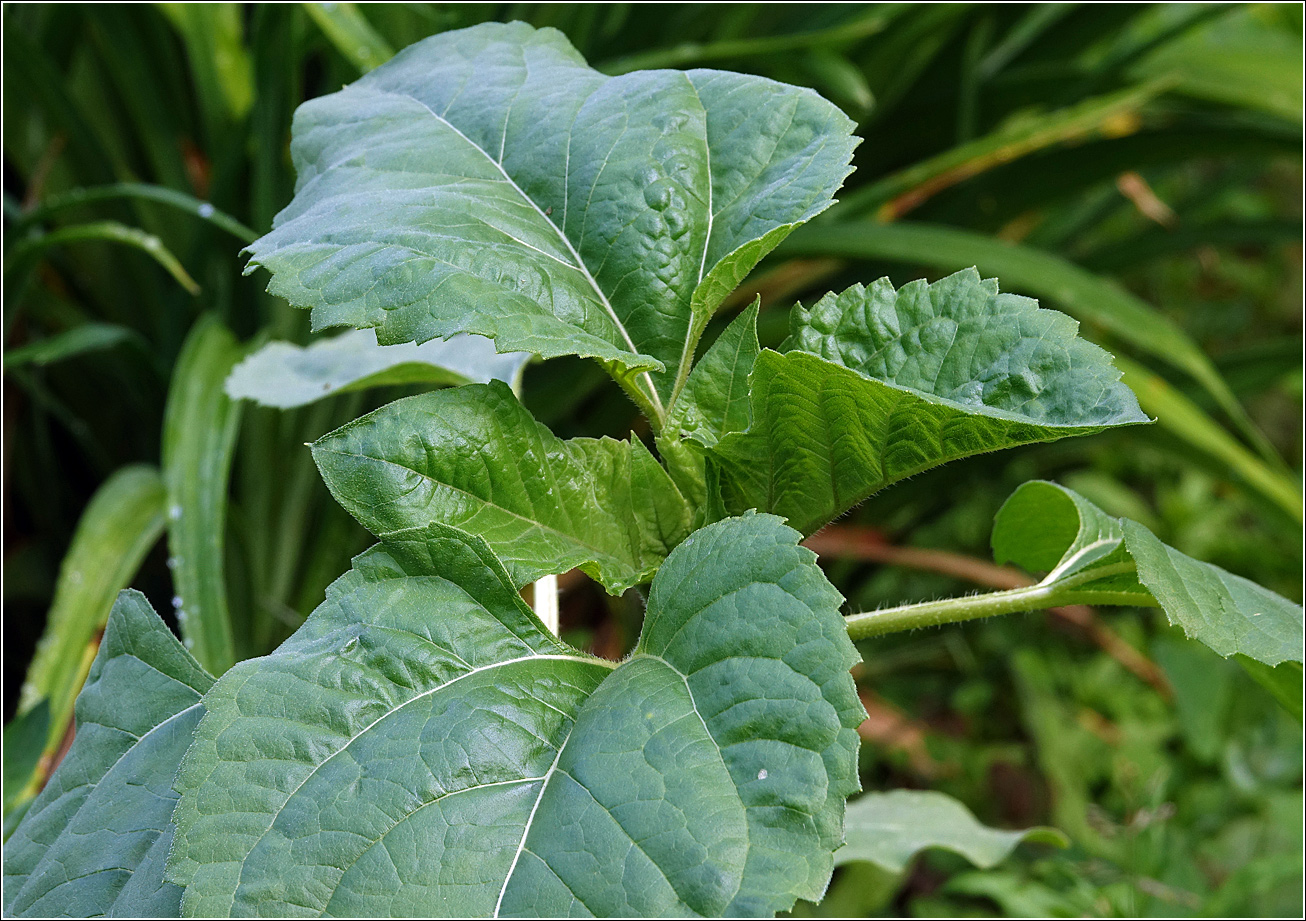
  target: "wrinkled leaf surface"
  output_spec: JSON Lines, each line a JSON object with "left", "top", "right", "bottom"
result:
{"left": 167, "top": 514, "right": 863, "bottom": 917}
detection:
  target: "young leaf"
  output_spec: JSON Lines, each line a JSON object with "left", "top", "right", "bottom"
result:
{"left": 244, "top": 21, "right": 856, "bottom": 415}
{"left": 2, "top": 591, "right": 214, "bottom": 918}
{"left": 711, "top": 270, "right": 1148, "bottom": 534}
{"left": 666, "top": 300, "right": 760, "bottom": 447}
{"left": 312, "top": 380, "right": 693, "bottom": 592}
{"left": 167, "top": 514, "right": 863, "bottom": 917}
{"left": 836, "top": 791, "right": 1067, "bottom": 874}
{"left": 224, "top": 328, "right": 531, "bottom": 409}
{"left": 993, "top": 481, "right": 1304, "bottom": 666}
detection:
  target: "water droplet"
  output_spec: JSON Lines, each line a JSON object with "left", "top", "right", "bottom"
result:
{"left": 757, "top": 769, "right": 768, "bottom": 781}
{"left": 197, "top": 202, "right": 215, "bottom": 218}
{"left": 172, "top": 595, "right": 184, "bottom": 608}
{"left": 167, "top": 556, "right": 181, "bottom": 570}
{"left": 169, "top": 504, "right": 183, "bottom": 520}
{"left": 68, "top": 571, "right": 82, "bottom": 585}
{"left": 342, "top": 637, "right": 359, "bottom": 654}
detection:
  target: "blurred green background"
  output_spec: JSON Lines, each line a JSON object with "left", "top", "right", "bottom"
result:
{"left": 3, "top": 3, "right": 1302, "bottom": 916}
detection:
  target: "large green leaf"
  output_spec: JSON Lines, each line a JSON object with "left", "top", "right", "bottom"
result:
{"left": 836, "top": 791, "right": 1066, "bottom": 874}
{"left": 167, "top": 514, "right": 863, "bottom": 917}
{"left": 780, "top": 220, "right": 1284, "bottom": 474}
{"left": 312, "top": 380, "right": 693, "bottom": 593}
{"left": 993, "top": 481, "right": 1304, "bottom": 666}
{"left": 2, "top": 591, "right": 214, "bottom": 918}
{"left": 244, "top": 21, "right": 856, "bottom": 418}
{"left": 711, "top": 270, "right": 1148, "bottom": 534}
{"left": 225, "top": 329, "right": 531, "bottom": 409}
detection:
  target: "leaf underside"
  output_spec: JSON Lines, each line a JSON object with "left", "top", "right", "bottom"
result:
{"left": 166, "top": 514, "right": 863, "bottom": 917}
{"left": 836, "top": 790, "right": 1067, "bottom": 875}
{"left": 312, "top": 380, "right": 694, "bottom": 593}
{"left": 225, "top": 329, "right": 531, "bottom": 409}
{"left": 2, "top": 592, "right": 214, "bottom": 918}
{"left": 993, "top": 480, "right": 1304, "bottom": 666}
{"left": 710, "top": 269, "right": 1149, "bottom": 534}
{"left": 243, "top": 21, "right": 857, "bottom": 402}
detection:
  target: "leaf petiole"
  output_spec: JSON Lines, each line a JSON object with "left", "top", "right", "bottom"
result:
{"left": 844, "top": 562, "right": 1141, "bottom": 640}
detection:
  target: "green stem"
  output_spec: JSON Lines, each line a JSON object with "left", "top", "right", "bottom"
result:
{"left": 603, "top": 360, "right": 665, "bottom": 432}
{"left": 845, "top": 562, "right": 1139, "bottom": 640}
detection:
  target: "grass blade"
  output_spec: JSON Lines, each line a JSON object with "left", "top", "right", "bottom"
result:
{"left": 163, "top": 316, "right": 246, "bottom": 674}
{"left": 4, "top": 221, "right": 201, "bottom": 297}
{"left": 302, "top": 1, "right": 394, "bottom": 72}
{"left": 2, "top": 323, "right": 139, "bottom": 370}
{"left": 839, "top": 82, "right": 1166, "bottom": 219}
{"left": 14, "top": 182, "right": 257, "bottom": 243}
{"left": 1115, "top": 356, "right": 1301, "bottom": 522}
{"left": 596, "top": 6, "right": 901, "bottom": 74}
{"left": 15, "top": 465, "right": 166, "bottom": 757}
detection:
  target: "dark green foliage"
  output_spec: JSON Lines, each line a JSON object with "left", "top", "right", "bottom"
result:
{"left": 3, "top": 4, "right": 1301, "bottom": 918}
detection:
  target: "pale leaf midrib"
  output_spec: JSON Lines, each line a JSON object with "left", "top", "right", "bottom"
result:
{"left": 226, "top": 653, "right": 609, "bottom": 912}
{"left": 360, "top": 86, "right": 660, "bottom": 406}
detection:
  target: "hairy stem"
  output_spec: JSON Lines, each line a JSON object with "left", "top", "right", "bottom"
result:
{"left": 844, "top": 562, "right": 1140, "bottom": 640}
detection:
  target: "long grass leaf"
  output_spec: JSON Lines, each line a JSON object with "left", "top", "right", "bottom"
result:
{"left": 1115, "top": 356, "right": 1301, "bottom": 522}
{"left": 4, "top": 221, "right": 201, "bottom": 298}
{"left": 162, "top": 316, "right": 247, "bottom": 674}
{"left": 2, "top": 323, "right": 139, "bottom": 370}
{"left": 839, "top": 81, "right": 1167, "bottom": 219}
{"left": 302, "top": 1, "right": 394, "bottom": 72}
{"left": 597, "top": 6, "right": 902, "bottom": 75}
{"left": 16, "top": 465, "right": 166, "bottom": 757}
{"left": 14, "top": 183, "right": 257, "bottom": 243}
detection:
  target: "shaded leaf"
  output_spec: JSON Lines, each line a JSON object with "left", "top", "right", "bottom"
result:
{"left": 225, "top": 328, "right": 531, "bottom": 408}
{"left": 1237, "top": 658, "right": 1303, "bottom": 722}
{"left": 2, "top": 701, "right": 49, "bottom": 819}
{"left": 312, "top": 380, "right": 692, "bottom": 593}
{"left": 994, "top": 481, "right": 1304, "bottom": 666}
{"left": 2, "top": 592, "right": 213, "bottom": 918}
{"left": 245, "top": 21, "right": 856, "bottom": 417}
{"left": 711, "top": 270, "right": 1147, "bottom": 534}
{"left": 2, "top": 323, "right": 140, "bottom": 370}
{"left": 167, "top": 514, "right": 863, "bottom": 917}
{"left": 836, "top": 790, "right": 1067, "bottom": 874}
